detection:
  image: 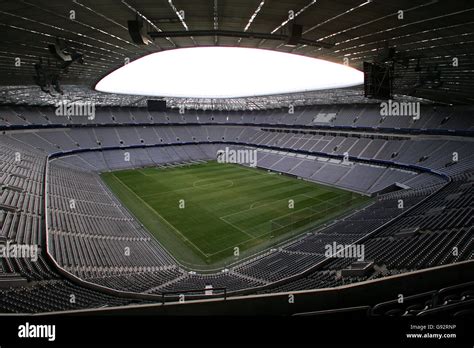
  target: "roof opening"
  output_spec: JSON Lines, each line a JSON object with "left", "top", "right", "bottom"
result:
{"left": 95, "top": 47, "right": 363, "bottom": 99}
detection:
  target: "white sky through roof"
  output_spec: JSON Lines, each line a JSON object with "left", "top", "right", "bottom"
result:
{"left": 95, "top": 47, "right": 363, "bottom": 98}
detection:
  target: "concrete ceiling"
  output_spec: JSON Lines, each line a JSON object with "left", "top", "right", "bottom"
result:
{"left": 1, "top": 0, "right": 473, "bottom": 105}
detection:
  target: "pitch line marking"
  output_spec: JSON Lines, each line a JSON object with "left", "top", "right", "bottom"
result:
{"left": 221, "top": 195, "right": 335, "bottom": 236}
{"left": 205, "top": 195, "right": 361, "bottom": 258}
{"left": 192, "top": 179, "right": 234, "bottom": 190}
{"left": 218, "top": 216, "right": 254, "bottom": 239}
{"left": 221, "top": 191, "right": 341, "bottom": 220}
{"left": 218, "top": 193, "right": 348, "bottom": 243}
{"left": 195, "top": 192, "right": 364, "bottom": 258}
{"left": 269, "top": 195, "right": 360, "bottom": 228}
{"left": 141, "top": 177, "right": 237, "bottom": 199}
{"left": 139, "top": 167, "right": 248, "bottom": 198}
{"left": 108, "top": 164, "right": 363, "bottom": 262}
{"left": 110, "top": 173, "right": 210, "bottom": 259}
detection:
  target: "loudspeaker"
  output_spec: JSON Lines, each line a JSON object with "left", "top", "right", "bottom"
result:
{"left": 364, "top": 62, "right": 393, "bottom": 100}
{"left": 48, "top": 43, "right": 72, "bottom": 62}
{"left": 147, "top": 100, "right": 167, "bottom": 112}
{"left": 128, "top": 20, "right": 152, "bottom": 45}
{"left": 287, "top": 24, "right": 303, "bottom": 46}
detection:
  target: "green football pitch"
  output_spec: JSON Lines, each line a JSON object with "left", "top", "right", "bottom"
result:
{"left": 101, "top": 161, "right": 369, "bottom": 270}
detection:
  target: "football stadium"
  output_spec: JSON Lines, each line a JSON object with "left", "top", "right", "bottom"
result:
{"left": 0, "top": 0, "right": 473, "bottom": 345}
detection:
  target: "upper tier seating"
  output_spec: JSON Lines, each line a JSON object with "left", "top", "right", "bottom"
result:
{"left": 1, "top": 104, "right": 473, "bottom": 132}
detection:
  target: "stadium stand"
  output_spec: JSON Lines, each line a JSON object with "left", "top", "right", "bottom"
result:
{"left": 0, "top": 103, "right": 472, "bottom": 313}
{"left": 0, "top": 1, "right": 473, "bottom": 323}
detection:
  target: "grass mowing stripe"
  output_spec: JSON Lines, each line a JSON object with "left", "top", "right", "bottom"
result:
{"left": 101, "top": 162, "right": 370, "bottom": 270}
{"left": 110, "top": 172, "right": 211, "bottom": 259}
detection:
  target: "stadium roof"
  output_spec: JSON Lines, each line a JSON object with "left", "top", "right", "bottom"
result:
{"left": 1, "top": 0, "right": 473, "bottom": 106}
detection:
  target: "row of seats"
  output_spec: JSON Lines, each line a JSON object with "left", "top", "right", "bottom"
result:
{"left": 0, "top": 109, "right": 472, "bottom": 311}
{"left": 257, "top": 173, "right": 473, "bottom": 294}
{"left": 1, "top": 105, "right": 473, "bottom": 132}
{"left": 5, "top": 125, "right": 471, "bottom": 182}
{"left": 0, "top": 137, "right": 151, "bottom": 313}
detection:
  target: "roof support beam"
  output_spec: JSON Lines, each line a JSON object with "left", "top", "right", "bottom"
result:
{"left": 148, "top": 30, "right": 333, "bottom": 48}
